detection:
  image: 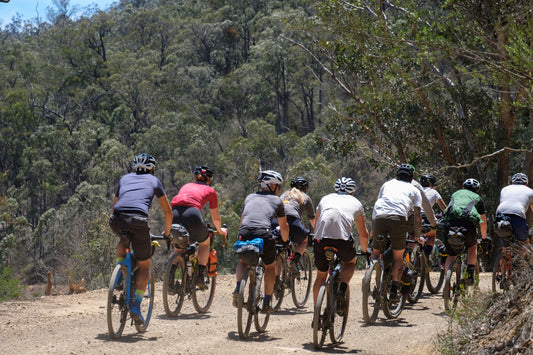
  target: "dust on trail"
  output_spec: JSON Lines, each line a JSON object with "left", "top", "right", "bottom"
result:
{"left": 0, "top": 271, "right": 493, "bottom": 355}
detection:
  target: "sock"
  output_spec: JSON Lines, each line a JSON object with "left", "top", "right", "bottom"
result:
{"left": 466, "top": 264, "right": 475, "bottom": 278}
{"left": 263, "top": 294, "right": 271, "bottom": 304}
{"left": 338, "top": 282, "right": 348, "bottom": 295}
{"left": 234, "top": 281, "right": 241, "bottom": 294}
{"left": 390, "top": 281, "right": 400, "bottom": 294}
{"left": 135, "top": 289, "right": 144, "bottom": 303}
{"left": 198, "top": 264, "right": 207, "bottom": 274}
{"left": 423, "top": 245, "right": 433, "bottom": 258}
{"left": 116, "top": 257, "right": 125, "bottom": 265}
{"left": 292, "top": 252, "right": 301, "bottom": 263}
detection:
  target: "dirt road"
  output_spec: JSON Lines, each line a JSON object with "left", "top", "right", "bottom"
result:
{"left": 0, "top": 271, "right": 492, "bottom": 354}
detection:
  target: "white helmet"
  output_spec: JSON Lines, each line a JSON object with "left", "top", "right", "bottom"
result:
{"left": 511, "top": 173, "right": 528, "bottom": 185}
{"left": 334, "top": 177, "right": 356, "bottom": 194}
{"left": 257, "top": 170, "right": 283, "bottom": 185}
{"left": 132, "top": 153, "right": 156, "bottom": 173}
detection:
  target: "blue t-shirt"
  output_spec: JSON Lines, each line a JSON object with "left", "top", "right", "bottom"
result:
{"left": 113, "top": 172, "right": 166, "bottom": 215}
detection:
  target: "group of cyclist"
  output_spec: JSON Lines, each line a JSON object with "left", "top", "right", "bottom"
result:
{"left": 109, "top": 152, "right": 533, "bottom": 330}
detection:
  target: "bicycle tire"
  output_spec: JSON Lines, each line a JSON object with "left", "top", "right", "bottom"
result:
{"left": 425, "top": 239, "right": 445, "bottom": 294}
{"left": 492, "top": 253, "right": 510, "bottom": 293}
{"left": 330, "top": 286, "right": 349, "bottom": 344}
{"left": 406, "top": 246, "right": 425, "bottom": 304}
{"left": 135, "top": 261, "right": 155, "bottom": 333}
{"left": 162, "top": 253, "right": 186, "bottom": 318}
{"left": 192, "top": 263, "right": 217, "bottom": 313}
{"left": 237, "top": 272, "right": 254, "bottom": 339}
{"left": 443, "top": 260, "right": 460, "bottom": 312}
{"left": 382, "top": 267, "right": 405, "bottom": 319}
{"left": 312, "top": 284, "right": 328, "bottom": 350}
{"left": 254, "top": 265, "right": 270, "bottom": 333}
{"left": 362, "top": 260, "right": 380, "bottom": 325}
{"left": 290, "top": 250, "right": 312, "bottom": 308}
{"left": 107, "top": 264, "right": 128, "bottom": 339}
{"left": 272, "top": 249, "right": 287, "bottom": 312}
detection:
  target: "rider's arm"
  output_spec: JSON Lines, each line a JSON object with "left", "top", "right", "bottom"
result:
{"left": 355, "top": 214, "right": 369, "bottom": 252}
{"left": 278, "top": 216, "right": 289, "bottom": 242}
{"left": 209, "top": 207, "right": 226, "bottom": 235}
{"left": 158, "top": 195, "right": 173, "bottom": 237}
{"left": 437, "top": 198, "right": 447, "bottom": 212}
{"left": 480, "top": 214, "right": 487, "bottom": 239}
{"left": 309, "top": 218, "right": 316, "bottom": 230}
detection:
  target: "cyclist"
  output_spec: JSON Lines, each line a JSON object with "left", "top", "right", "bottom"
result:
{"left": 312, "top": 177, "right": 369, "bottom": 315}
{"left": 170, "top": 166, "right": 227, "bottom": 288}
{"left": 419, "top": 174, "right": 447, "bottom": 258}
{"left": 441, "top": 178, "right": 487, "bottom": 285}
{"left": 280, "top": 176, "right": 316, "bottom": 271}
{"left": 371, "top": 164, "right": 422, "bottom": 304}
{"left": 495, "top": 172, "right": 533, "bottom": 251}
{"left": 109, "top": 153, "right": 172, "bottom": 324}
{"left": 233, "top": 170, "right": 289, "bottom": 313}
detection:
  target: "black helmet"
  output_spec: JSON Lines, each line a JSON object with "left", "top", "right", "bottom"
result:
{"left": 334, "top": 177, "right": 357, "bottom": 194}
{"left": 463, "top": 178, "right": 480, "bottom": 192}
{"left": 396, "top": 163, "right": 415, "bottom": 181}
{"left": 193, "top": 165, "right": 213, "bottom": 179}
{"left": 132, "top": 153, "right": 156, "bottom": 173}
{"left": 419, "top": 174, "right": 436, "bottom": 187}
{"left": 511, "top": 173, "right": 528, "bottom": 185}
{"left": 290, "top": 176, "right": 308, "bottom": 191}
{"left": 257, "top": 170, "right": 284, "bottom": 185}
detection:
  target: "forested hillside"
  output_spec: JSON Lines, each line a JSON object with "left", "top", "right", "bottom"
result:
{"left": 1, "top": 0, "right": 533, "bottom": 296}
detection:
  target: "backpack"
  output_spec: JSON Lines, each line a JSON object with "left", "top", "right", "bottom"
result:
{"left": 493, "top": 213, "right": 514, "bottom": 245}
{"left": 442, "top": 189, "right": 482, "bottom": 226}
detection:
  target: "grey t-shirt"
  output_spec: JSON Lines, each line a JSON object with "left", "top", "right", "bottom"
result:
{"left": 496, "top": 184, "right": 533, "bottom": 219}
{"left": 280, "top": 191, "right": 315, "bottom": 220}
{"left": 315, "top": 193, "right": 364, "bottom": 241}
{"left": 240, "top": 191, "right": 286, "bottom": 230}
{"left": 113, "top": 172, "right": 166, "bottom": 215}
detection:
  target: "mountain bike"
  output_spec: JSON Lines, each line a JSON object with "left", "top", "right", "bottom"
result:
{"left": 236, "top": 250, "right": 270, "bottom": 339}
{"left": 162, "top": 224, "right": 225, "bottom": 317}
{"left": 272, "top": 237, "right": 313, "bottom": 311}
{"left": 442, "top": 241, "right": 480, "bottom": 312}
{"left": 107, "top": 233, "right": 168, "bottom": 339}
{"left": 404, "top": 236, "right": 426, "bottom": 303}
{"left": 312, "top": 247, "right": 360, "bottom": 350}
{"left": 362, "top": 234, "right": 406, "bottom": 325}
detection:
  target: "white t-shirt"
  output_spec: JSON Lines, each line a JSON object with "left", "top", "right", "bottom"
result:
{"left": 315, "top": 193, "right": 365, "bottom": 241}
{"left": 422, "top": 187, "right": 442, "bottom": 213}
{"left": 372, "top": 179, "right": 422, "bottom": 220}
{"left": 496, "top": 184, "right": 533, "bottom": 219}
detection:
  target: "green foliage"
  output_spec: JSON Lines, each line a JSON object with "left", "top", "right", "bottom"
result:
{"left": 0, "top": 266, "right": 22, "bottom": 301}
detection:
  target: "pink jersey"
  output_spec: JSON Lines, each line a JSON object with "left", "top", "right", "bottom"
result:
{"left": 171, "top": 182, "right": 218, "bottom": 210}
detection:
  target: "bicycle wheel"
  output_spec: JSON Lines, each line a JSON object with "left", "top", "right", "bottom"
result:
{"left": 272, "top": 250, "right": 287, "bottom": 312}
{"left": 135, "top": 261, "right": 155, "bottom": 333}
{"left": 425, "top": 240, "right": 445, "bottom": 294}
{"left": 290, "top": 250, "right": 312, "bottom": 308}
{"left": 382, "top": 268, "right": 405, "bottom": 319}
{"left": 254, "top": 266, "right": 270, "bottom": 333}
{"left": 406, "top": 246, "right": 425, "bottom": 304}
{"left": 313, "top": 284, "right": 329, "bottom": 350}
{"left": 192, "top": 263, "right": 217, "bottom": 313}
{"left": 492, "top": 253, "right": 510, "bottom": 293}
{"left": 237, "top": 272, "right": 254, "bottom": 339}
{"left": 362, "top": 260, "right": 380, "bottom": 324}
{"left": 443, "top": 260, "right": 461, "bottom": 312}
{"left": 330, "top": 286, "right": 349, "bottom": 344}
{"left": 107, "top": 264, "right": 128, "bottom": 339}
{"left": 162, "top": 253, "right": 186, "bottom": 318}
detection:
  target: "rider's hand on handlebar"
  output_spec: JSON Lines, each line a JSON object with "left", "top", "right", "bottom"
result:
{"left": 218, "top": 227, "right": 228, "bottom": 248}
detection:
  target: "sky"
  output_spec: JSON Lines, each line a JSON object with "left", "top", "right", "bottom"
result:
{"left": 0, "top": 0, "right": 115, "bottom": 27}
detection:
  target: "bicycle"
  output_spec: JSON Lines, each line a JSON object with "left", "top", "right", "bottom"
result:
{"left": 425, "top": 238, "right": 446, "bottom": 294}
{"left": 272, "top": 235, "right": 313, "bottom": 311}
{"left": 442, "top": 237, "right": 480, "bottom": 312}
{"left": 162, "top": 223, "right": 225, "bottom": 317}
{"left": 312, "top": 246, "right": 361, "bottom": 350}
{"left": 361, "top": 234, "right": 407, "bottom": 325}
{"left": 404, "top": 236, "right": 426, "bottom": 303}
{"left": 235, "top": 243, "right": 270, "bottom": 339}
{"left": 107, "top": 233, "right": 168, "bottom": 339}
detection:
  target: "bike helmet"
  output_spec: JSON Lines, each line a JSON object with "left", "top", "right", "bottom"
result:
{"left": 396, "top": 163, "right": 415, "bottom": 181}
{"left": 290, "top": 176, "right": 308, "bottom": 191}
{"left": 193, "top": 165, "right": 213, "bottom": 179}
{"left": 463, "top": 178, "right": 480, "bottom": 192}
{"left": 511, "top": 172, "right": 528, "bottom": 185}
{"left": 334, "top": 177, "right": 357, "bottom": 194}
{"left": 257, "top": 170, "right": 284, "bottom": 185}
{"left": 132, "top": 153, "right": 156, "bottom": 173}
{"left": 419, "top": 174, "right": 436, "bottom": 187}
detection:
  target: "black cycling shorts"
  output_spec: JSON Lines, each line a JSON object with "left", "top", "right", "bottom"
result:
{"left": 172, "top": 205, "right": 209, "bottom": 243}
{"left": 287, "top": 216, "right": 310, "bottom": 244}
{"left": 109, "top": 210, "right": 152, "bottom": 261}
{"left": 238, "top": 226, "right": 276, "bottom": 265}
{"left": 313, "top": 238, "right": 356, "bottom": 272}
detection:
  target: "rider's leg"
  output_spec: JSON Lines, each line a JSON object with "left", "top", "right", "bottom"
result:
{"left": 197, "top": 238, "right": 210, "bottom": 266}
{"left": 313, "top": 270, "right": 328, "bottom": 305}
{"left": 264, "top": 261, "right": 275, "bottom": 296}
